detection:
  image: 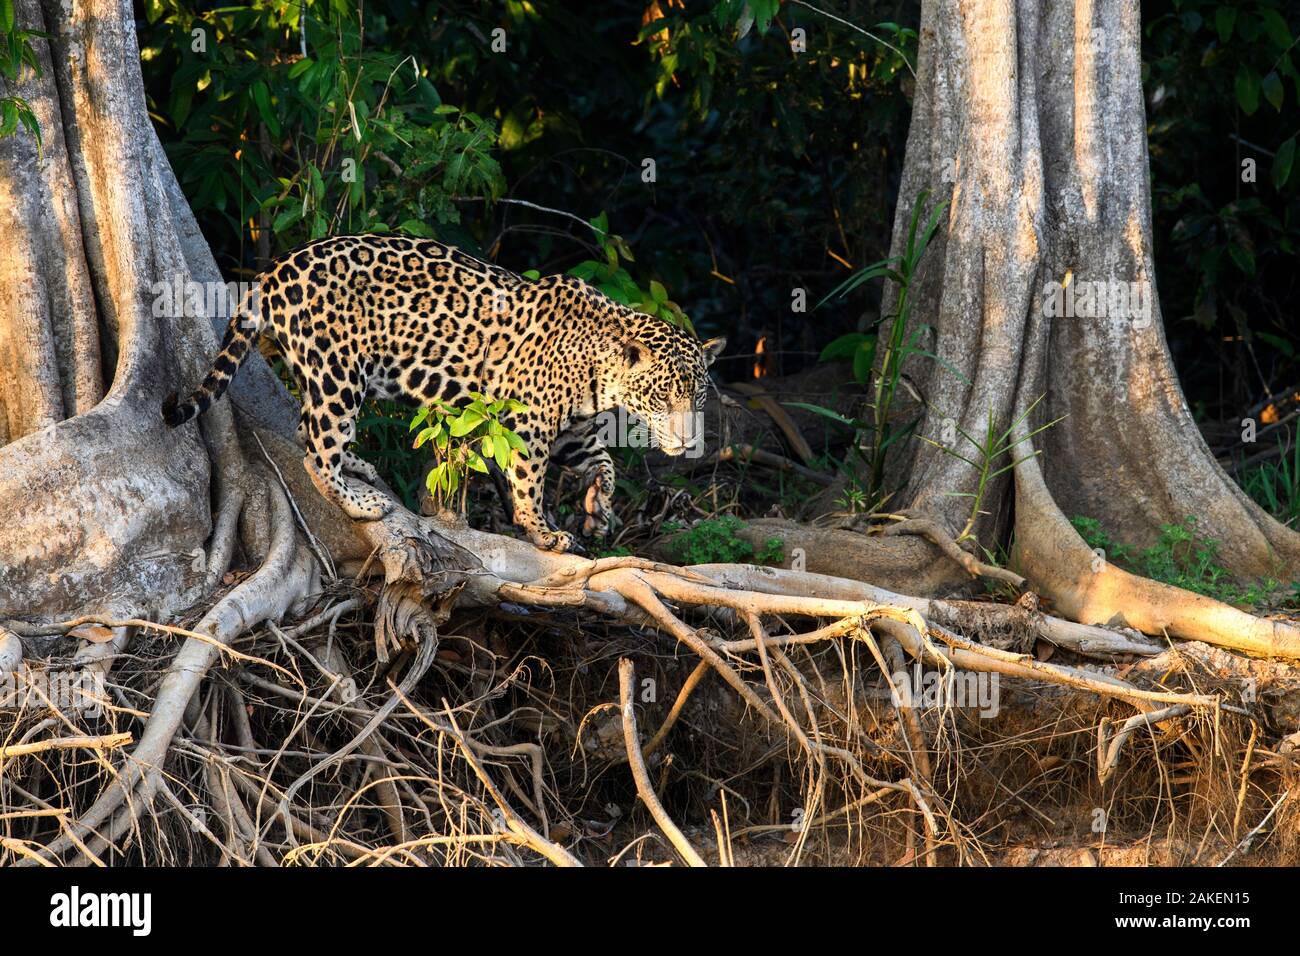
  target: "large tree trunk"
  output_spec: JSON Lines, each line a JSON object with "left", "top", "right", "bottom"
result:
{"left": 0, "top": 0, "right": 303, "bottom": 621}
{"left": 855, "top": 0, "right": 1300, "bottom": 630}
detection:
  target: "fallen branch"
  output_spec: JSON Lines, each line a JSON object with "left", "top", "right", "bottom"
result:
{"left": 717, "top": 443, "right": 835, "bottom": 486}
{"left": 1096, "top": 704, "right": 1192, "bottom": 785}
{"left": 0, "top": 733, "right": 133, "bottom": 760}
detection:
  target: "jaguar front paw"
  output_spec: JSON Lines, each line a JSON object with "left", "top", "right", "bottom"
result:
{"left": 532, "top": 528, "right": 576, "bottom": 553}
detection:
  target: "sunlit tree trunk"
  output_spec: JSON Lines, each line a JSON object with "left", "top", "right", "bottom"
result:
{"left": 869, "top": 0, "right": 1300, "bottom": 606}
{"left": 0, "top": 0, "right": 339, "bottom": 622}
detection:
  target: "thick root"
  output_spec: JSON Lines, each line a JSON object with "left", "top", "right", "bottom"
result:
{"left": 1012, "top": 421, "right": 1300, "bottom": 659}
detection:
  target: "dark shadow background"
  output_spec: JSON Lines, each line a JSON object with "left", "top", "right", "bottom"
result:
{"left": 139, "top": 0, "right": 1299, "bottom": 428}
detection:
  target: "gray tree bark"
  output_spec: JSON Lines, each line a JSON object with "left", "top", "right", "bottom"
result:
{"left": 0, "top": 0, "right": 338, "bottom": 623}
{"left": 867, "top": 0, "right": 1300, "bottom": 601}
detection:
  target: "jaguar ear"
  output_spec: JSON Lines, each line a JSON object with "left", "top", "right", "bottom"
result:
{"left": 622, "top": 340, "right": 652, "bottom": 372}
{"left": 700, "top": 336, "right": 726, "bottom": 367}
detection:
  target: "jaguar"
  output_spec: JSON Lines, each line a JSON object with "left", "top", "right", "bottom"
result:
{"left": 162, "top": 235, "right": 724, "bottom": 552}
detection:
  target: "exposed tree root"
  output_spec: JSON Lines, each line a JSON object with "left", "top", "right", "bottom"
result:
{"left": 880, "top": 517, "right": 1026, "bottom": 588}
{"left": 1012, "top": 421, "right": 1300, "bottom": 660}
{"left": 15, "top": 483, "right": 317, "bottom": 865}
{"left": 618, "top": 658, "right": 707, "bottom": 867}
{"left": 5, "top": 483, "right": 1297, "bottom": 866}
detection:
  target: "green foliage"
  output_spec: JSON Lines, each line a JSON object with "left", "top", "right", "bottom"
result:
{"left": 1236, "top": 429, "right": 1300, "bottom": 529}
{"left": 1144, "top": 0, "right": 1300, "bottom": 412}
{"left": 140, "top": 0, "right": 505, "bottom": 246}
{"left": 925, "top": 396, "right": 1060, "bottom": 544}
{"left": 410, "top": 393, "right": 528, "bottom": 511}
{"left": 0, "top": 2, "right": 44, "bottom": 146}
{"left": 789, "top": 190, "right": 954, "bottom": 509}
{"left": 353, "top": 401, "right": 438, "bottom": 512}
{"left": 835, "top": 479, "right": 872, "bottom": 516}
{"left": 712, "top": 0, "right": 784, "bottom": 39}
{"left": 565, "top": 212, "right": 694, "bottom": 331}
{"left": 669, "top": 514, "right": 783, "bottom": 566}
{"left": 1070, "top": 515, "right": 1137, "bottom": 567}
{"left": 1071, "top": 514, "right": 1284, "bottom": 606}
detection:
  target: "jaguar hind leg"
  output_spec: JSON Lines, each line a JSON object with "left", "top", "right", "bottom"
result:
{"left": 341, "top": 450, "right": 382, "bottom": 484}
{"left": 302, "top": 399, "right": 390, "bottom": 521}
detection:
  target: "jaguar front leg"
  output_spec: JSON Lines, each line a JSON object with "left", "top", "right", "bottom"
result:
{"left": 506, "top": 431, "right": 574, "bottom": 552}
{"left": 581, "top": 464, "right": 616, "bottom": 537}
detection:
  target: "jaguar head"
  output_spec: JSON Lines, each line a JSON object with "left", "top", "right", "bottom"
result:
{"left": 603, "top": 316, "right": 725, "bottom": 458}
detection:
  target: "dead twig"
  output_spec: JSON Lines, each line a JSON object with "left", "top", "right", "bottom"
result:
{"left": 618, "top": 659, "right": 707, "bottom": 867}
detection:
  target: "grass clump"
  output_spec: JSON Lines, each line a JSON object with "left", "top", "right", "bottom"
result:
{"left": 667, "top": 515, "right": 784, "bottom": 566}
{"left": 1070, "top": 514, "right": 1284, "bottom": 606}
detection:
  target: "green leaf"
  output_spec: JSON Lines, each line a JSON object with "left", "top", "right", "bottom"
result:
{"left": 250, "top": 80, "right": 281, "bottom": 138}
{"left": 852, "top": 338, "right": 877, "bottom": 385}
{"left": 816, "top": 258, "right": 905, "bottom": 308}
{"left": 1256, "top": 332, "right": 1295, "bottom": 358}
{"left": 1274, "top": 136, "right": 1296, "bottom": 189}
{"left": 0, "top": 0, "right": 14, "bottom": 33}
{"left": 784, "top": 401, "right": 858, "bottom": 429}
{"left": 426, "top": 462, "right": 446, "bottom": 494}
{"left": 398, "top": 218, "right": 435, "bottom": 238}
{"left": 819, "top": 332, "right": 872, "bottom": 362}
{"left": 449, "top": 409, "right": 485, "bottom": 437}
{"left": 1215, "top": 6, "right": 1236, "bottom": 42}
{"left": 1228, "top": 243, "right": 1256, "bottom": 276}
{"left": 649, "top": 279, "right": 668, "bottom": 303}
{"left": 272, "top": 206, "right": 302, "bottom": 233}
{"left": 1235, "top": 66, "right": 1261, "bottom": 115}
{"left": 15, "top": 100, "right": 38, "bottom": 147}
{"left": 0, "top": 99, "right": 17, "bottom": 139}
{"left": 1259, "top": 8, "right": 1292, "bottom": 47}
{"left": 296, "top": 60, "right": 320, "bottom": 95}
{"left": 1263, "top": 71, "right": 1284, "bottom": 111}
{"left": 751, "top": 0, "right": 780, "bottom": 34}
{"left": 505, "top": 431, "right": 529, "bottom": 455}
